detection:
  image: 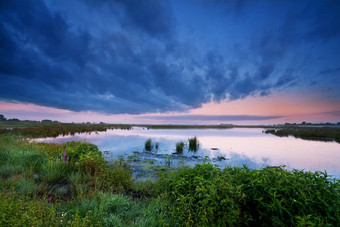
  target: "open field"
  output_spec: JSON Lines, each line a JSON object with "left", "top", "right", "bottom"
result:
{"left": 0, "top": 126, "right": 339, "bottom": 226}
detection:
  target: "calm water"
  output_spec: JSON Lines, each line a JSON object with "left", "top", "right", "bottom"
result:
{"left": 35, "top": 127, "right": 340, "bottom": 178}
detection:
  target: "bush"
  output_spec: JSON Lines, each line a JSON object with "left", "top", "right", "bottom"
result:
{"left": 156, "top": 163, "right": 244, "bottom": 226}
{"left": 99, "top": 162, "right": 133, "bottom": 193}
{"left": 75, "top": 151, "right": 105, "bottom": 176}
{"left": 227, "top": 166, "right": 340, "bottom": 226}
{"left": 156, "top": 164, "right": 340, "bottom": 226}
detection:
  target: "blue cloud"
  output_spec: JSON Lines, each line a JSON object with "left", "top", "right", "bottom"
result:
{"left": 0, "top": 0, "right": 339, "bottom": 114}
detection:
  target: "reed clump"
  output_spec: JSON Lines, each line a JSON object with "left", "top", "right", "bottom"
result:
{"left": 188, "top": 136, "right": 199, "bottom": 152}
{"left": 175, "top": 142, "right": 185, "bottom": 154}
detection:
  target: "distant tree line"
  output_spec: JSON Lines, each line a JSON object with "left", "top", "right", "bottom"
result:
{"left": 284, "top": 121, "right": 340, "bottom": 126}
{"left": 0, "top": 114, "right": 58, "bottom": 123}
{"left": 0, "top": 114, "right": 20, "bottom": 122}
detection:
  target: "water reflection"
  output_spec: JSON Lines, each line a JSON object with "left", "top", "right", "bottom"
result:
{"left": 35, "top": 127, "right": 340, "bottom": 177}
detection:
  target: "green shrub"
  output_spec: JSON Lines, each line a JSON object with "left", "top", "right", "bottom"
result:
{"left": 226, "top": 166, "right": 340, "bottom": 226}
{"left": 75, "top": 151, "right": 105, "bottom": 176}
{"left": 63, "top": 141, "right": 101, "bottom": 163}
{"left": 156, "top": 163, "right": 244, "bottom": 226}
{"left": 40, "top": 160, "right": 70, "bottom": 183}
{"left": 156, "top": 164, "right": 340, "bottom": 226}
{"left": 99, "top": 163, "right": 133, "bottom": 192}
{"left": 188, "top": 136, "right": 199, "bottom": 152}
{"left": 175, "top": 141, "right": 185, "bottom": 154}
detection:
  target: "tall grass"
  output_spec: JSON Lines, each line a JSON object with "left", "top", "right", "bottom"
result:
{"left": 144, "top": 139, "right": 153, "bottom": 152}
{"left": 175, "top": 142, "right": 185, "bottom": 154}
{"left": 264, "top": 127, "right": 340, "bottom": 143}
{"left": 188, "top": 136, "right": 199, "bottom": 152}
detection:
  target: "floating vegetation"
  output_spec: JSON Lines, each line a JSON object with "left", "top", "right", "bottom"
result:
{"left": 217, "top": 155, "right": 227, "bottom": 161}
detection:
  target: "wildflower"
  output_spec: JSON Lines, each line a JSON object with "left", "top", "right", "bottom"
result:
{"left": 67, "top": 156, "right": 69, "bottom": 160}
{"left": 61, "top": 156, "right": 63, "bottom": 161}
{"left": 63, "top": 161, "right": 65, "bottom": 164}
{"left": 64, "top": 152, "right": 66, "bottom": 157}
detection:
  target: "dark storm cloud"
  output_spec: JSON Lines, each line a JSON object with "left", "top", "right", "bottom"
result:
{"left": 0, "top": 0, "right": 339, "bottom": 114}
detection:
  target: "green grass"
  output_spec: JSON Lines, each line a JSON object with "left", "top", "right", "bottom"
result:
{"left": 144, "top": 139, "right": 153, "bottom": 152}
{"left": 175, "top": 141, "right": 185, "bottom": 154}
{"left": 188, "top": 136, "right": 199, "bottom": 152}
{"left": 0, "top": 133, "right": 339, "bottom": 226}
{"left": 264, "top": 127, "right": 340, "bottom": 143}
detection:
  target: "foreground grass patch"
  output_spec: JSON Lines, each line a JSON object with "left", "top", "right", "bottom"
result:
{"left": 156, "top": 163, "right": 340, "bottom": 226}
{"left": 0, "top": 133, "right": 339, "bottom": 226}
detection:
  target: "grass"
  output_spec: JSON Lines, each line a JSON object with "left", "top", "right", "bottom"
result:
{"left": 144, "top": 139, "right": 153, "bottom": 152}
{"left": 175, "top": 141, "right": 185, "bottom": 154}
{"left": 0, "top": 121, "right": 132, "bottom": 138}
{"left": 156, "top": 163, "right": 340, "bottom": 226}
{"left": 264, "top": 127, "right": 340, "bottom": 143}
{"left": 0, "top": 130, "right": 339, "bottom": 226}
{"left": 188, "top": 136, "right": 199, "bottom": 152}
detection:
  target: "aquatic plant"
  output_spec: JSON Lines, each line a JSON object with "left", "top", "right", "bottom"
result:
{"left": 175, "top": 142, "right": 185, "bottom": 154}
{"left": 145, "top": 139, "right": 153, "bottom": 152}
{"left": 217, "top": 155, "right": 226, "bottom": 161}
{"left": 164, "top": 154, "right": 172, "bottom": 167}
{"left": 188, "top": 136, "right": 199, "bottom": 152}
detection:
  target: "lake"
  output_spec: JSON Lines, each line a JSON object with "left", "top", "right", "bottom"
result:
{"left": 35, "top": 127, "right": 340, "bottom": 178}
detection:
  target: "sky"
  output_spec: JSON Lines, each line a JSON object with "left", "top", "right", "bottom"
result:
{"left": 0, "top": 0, "right": 340, "bottom": 125}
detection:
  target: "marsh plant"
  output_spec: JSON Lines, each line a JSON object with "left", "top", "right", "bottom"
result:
{"left": 188, "top": 136, "right": 199, "bottom": 152}
{"left": 156, "top": 163, "right": 340, "bottom": 226}
{"left": 59, "top": 151, "right": 69, "bottom": 164}
{"left": 175, "top": 142, "right": 185, "bottom": 154}
{"left": 217, "top": 155, "right": 227, "bottom": 161}
{"left": 164, "top": 154, "right": 172, "bottom": 167}
{"left": 144, "top": 139, "right": 153, "bottom": 152}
